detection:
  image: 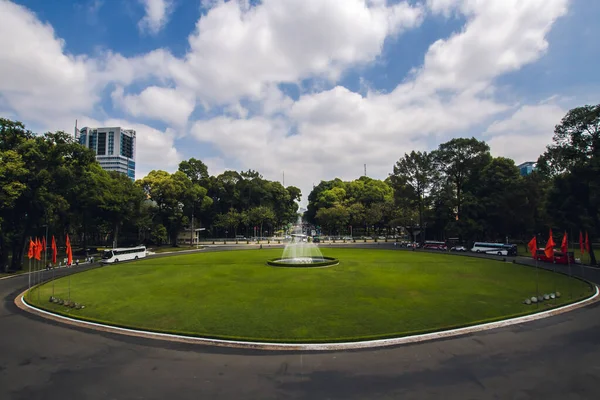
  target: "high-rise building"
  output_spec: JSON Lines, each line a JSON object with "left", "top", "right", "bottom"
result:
{"left": 77, "top": 127, "right": 136, "bottom": 180}
{"left": 517, "top": 161, "right": 536, "bottom": 176}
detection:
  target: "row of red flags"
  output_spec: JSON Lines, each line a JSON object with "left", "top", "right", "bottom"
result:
{"left": 527, "top": 230, "right": 591, "bottom": 259}
{"left": 27, "top": 234, "right": 73, "bottom": 265}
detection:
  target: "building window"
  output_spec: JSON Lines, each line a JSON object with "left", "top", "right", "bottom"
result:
{"left": 97, "top": 132, "right": 106, "bottom": 155}
{"left": 108, "top": 132, "right": 114, "bottom": 155}
{"left": 120, "top": 134, "right": 133, "bottom": 159}
{"left": 89, "top": 132, "right": 97, "bottom": 152}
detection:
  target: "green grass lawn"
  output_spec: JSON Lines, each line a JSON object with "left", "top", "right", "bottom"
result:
{"left": 27, "top": 248, "right": 593, "bottom": 343}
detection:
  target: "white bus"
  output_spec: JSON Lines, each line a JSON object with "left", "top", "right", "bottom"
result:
{"left": 101, "top": 246, "right": 147, "bottom": 264}
{"left": 470, "top": 242, "right": 509, "bottom": 256}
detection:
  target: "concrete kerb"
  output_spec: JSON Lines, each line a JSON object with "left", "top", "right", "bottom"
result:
{"left": 15, "top": 283, "right": 600, "bottom": 352}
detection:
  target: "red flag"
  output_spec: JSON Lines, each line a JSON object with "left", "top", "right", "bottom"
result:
{"left": 42, "top": 236, "right": 46, "bottom": 256}
{"left": 51, "top": 236, "right": 57, "bottom": 264}
{"left": 527, "top": 236, "right": 537, "bottom": 258}
{"left": 580, "top": 231, "right": 585, "bottom": 255}
{"left": 585, "top": 231, "right": 591, "bottom": 253}
{"left": 35, "top": 238, "right": 42, "bottom": 261}
{"left": 544, "top": 229, "right": 555, "bottom": 259}
{"left": 561, "top": 231, "right": 568, "bottom": 254}
{"left": 27, "top": 239, "right": 35, "bottom": 260}
{"left": 66, "top": 234, "right": 73, "bottom": 266}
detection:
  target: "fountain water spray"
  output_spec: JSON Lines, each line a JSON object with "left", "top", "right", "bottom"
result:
{"left": 267, "top": 217, "right": 337, "bottom": 267}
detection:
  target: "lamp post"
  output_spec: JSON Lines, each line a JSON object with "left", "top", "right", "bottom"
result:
{"left": 190, "top": 206, "right": 194, "bottom": 248}
{"left": 39, "top": 223, "right": 48, "bottom": 302}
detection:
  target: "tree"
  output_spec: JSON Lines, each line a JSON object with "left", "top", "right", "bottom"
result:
{"left": 316, "top": 205, "right": 350, "bottom": 235}
{"left": 305, "top": 179, "right": 345, "bottom": 224}
{"left": 178, "top": 158, "right": 209, "bottom": 185}
{"left": 475, "top": 157, "right": 524, "bottom": 240}
{"left": 98, "top": 171, "right": 146, "bottom": 248}
{"left": 215, "top": 208, "right": 245, "bottom": 237}
{"left": 433, "top": 137, "right": 492, "bottom": 240}
{"left": 391, "top": 151, "right": 438, "bottom": 243}
{"left": 537, "top": 104, "right": 600, "bottom": 265}
{"left": 0, "top": 150, "right": 27, "bottom": 212}
{"left": 247, "top": 206, "right": 275, "bottom": 238}
{"left": 138, "top": 170, "right": 206, "bottom": 246}
{"left": 0, "top": 120, "right": 105, "bottom": 269}
{"left": 151, "top": 224, "right": 168, "bottom": 245}
{"left": 537, "top": 104, "right": 600, "bottom": 176}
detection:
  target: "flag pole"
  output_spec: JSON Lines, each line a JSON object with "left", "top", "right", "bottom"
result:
{"left": 567, "top": 253, "right": 572, "bottom": 299}
{"left": 535, "top": 257, "right": 539, "bottom": 309}
{"left": 41, "top": 227, "right": 47, "bottom": 302}
{"left": 581, "top": 246, "right": 585, "bottom": 281}
{"left": 28, "top": 249, "right": 31, "bottom": 300}
{"left": 552, "top": 255, "right": 557, "bottom": 295}
{"left": 37, "top": 254, "right": 40, "bottom": 303}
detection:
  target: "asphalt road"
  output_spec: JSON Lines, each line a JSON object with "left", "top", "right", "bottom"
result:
{"left": 1, "top": 248, "right": 600, "bottom": 399}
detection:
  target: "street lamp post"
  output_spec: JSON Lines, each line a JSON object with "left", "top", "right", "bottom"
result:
{"left": 190, "top": 207, "right": 194, "bottom": 248}
{"left": 40, "top": 223, "right": 48, "bottom": 302}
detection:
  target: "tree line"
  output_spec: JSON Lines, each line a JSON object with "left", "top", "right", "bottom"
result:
{"left": 2, "top": 104, "right": 598, "bottom": 269}
{"left": 304, "top": 104, "right": 599, "bottom": 265}
{"left": 0, "top": 118, "right": 301, "bottom": 270}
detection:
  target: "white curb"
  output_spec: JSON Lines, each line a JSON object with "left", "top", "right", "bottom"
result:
{"left": 17, "top": 284, "right": 599, "bottom": 351}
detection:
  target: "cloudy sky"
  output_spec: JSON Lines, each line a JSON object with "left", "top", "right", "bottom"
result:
{"left": 1, "top": 0, "right": 599, "bottom": 204}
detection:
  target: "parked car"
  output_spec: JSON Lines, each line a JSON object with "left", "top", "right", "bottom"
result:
{"left": 535, "top": 249, "right": 576, "bottom": 264}
{"left": 423, "top": 244, "right": 446, "bottom": 250}
{"left": 450, "top": 246, "right": 467, "bottom": 252}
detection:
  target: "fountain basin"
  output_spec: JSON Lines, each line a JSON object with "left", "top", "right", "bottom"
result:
{"left": 267, "top": 256, "right": 339, "bottom": 268}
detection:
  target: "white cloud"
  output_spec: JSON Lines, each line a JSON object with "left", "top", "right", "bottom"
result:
{"left": 0, "top": 1, "right": 98, "bottom": 125}
{"left": 138, "top": 0, "right": 174, "bottom": 35}
{"left": 178, "top": 0, "right": 424, "bottom": 104}
{"left": 184, "top": 0, "right": 570, "bottom": 201}
{"left": 0, "top": 1, "right": 180, "bottom": 178}
{"left": 204, "top": 156, "right": 228, "bottom": 177}
{"left": 111, "top": 86, "right": 195, "bottom": 126}
{"left": 416, "top": 0, "right": 569, "bottom": 93}
{"left": 485, "top": 103, "right": 566, "bottom": 163}
{"left": 0, "top": 0, "right": 577, "bottom": 203}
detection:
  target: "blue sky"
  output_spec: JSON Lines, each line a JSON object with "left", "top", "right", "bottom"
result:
{"left": 1, "top": 0, "right": 599, "bottom": 203}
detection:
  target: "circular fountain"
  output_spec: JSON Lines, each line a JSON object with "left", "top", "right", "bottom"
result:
{"left": 268, "top": 223, "right": 338, "bottom": 267}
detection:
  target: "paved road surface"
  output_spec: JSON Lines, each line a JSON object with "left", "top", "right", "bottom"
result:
{"left": 1, "top": 248, "right": 600, "bottom": 399}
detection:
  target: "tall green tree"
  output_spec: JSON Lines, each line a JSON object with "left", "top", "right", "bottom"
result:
{"left": 433, "top": 137, "right": 492, "bottom": 240}
{"left": 390, "top": 151, "right": 438, "bottom": 243}
{"left": 537, "top": 104, "right": 600, "bottom": 265}
{"left": 138, "top": 170, "right": 208, "bottom": 246}
{"left": 98, "top": 171, "right": 146, "bottom": 248}
{"left": 247, "top": 206, "right": 275, "bottom": 238}
{"left": 178, "top": 158, "right": 209, "bottom": 186}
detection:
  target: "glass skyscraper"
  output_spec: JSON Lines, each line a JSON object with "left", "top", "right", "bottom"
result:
{"left": 77, "top": 127, "right": 136, "bottom": 180}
